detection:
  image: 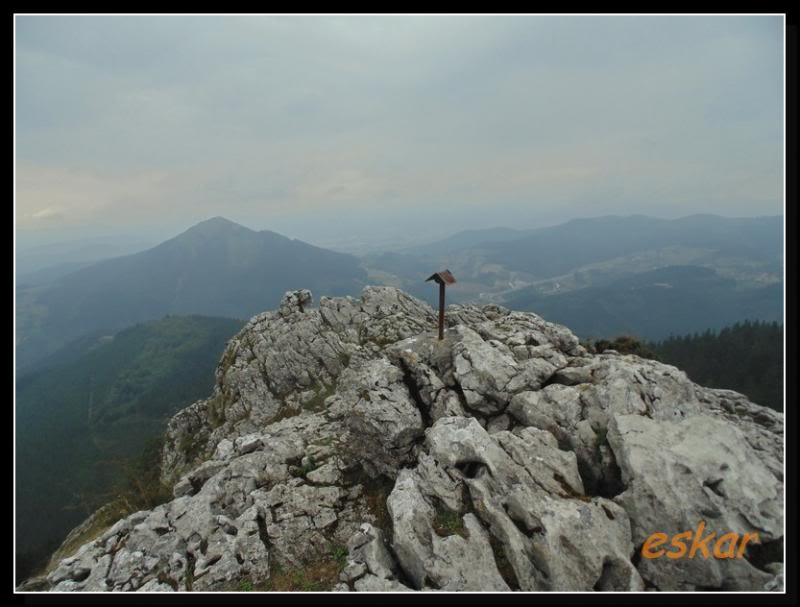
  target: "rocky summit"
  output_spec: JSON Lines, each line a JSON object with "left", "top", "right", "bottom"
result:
{"left": 34, "top": 287, "right": 784, "bottom": 592}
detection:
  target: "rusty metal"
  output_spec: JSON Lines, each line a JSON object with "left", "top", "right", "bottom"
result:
{"left": 425, "top": 269, "right": 456, "bottom": 285}
{"left": 426, "top": 269, "right": 457, "bottom": 340}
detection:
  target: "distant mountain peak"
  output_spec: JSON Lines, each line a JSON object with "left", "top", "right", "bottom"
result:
{"left": 181, "top": 218, "right": 296, "bottom": 243}
{"left": 187, "top": 216, "right": 250, "bottom": 233}
{"left": 166, "top": 217, "right": 257, "bottom": 244}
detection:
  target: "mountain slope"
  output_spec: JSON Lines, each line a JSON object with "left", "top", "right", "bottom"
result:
{"left": 504, "top": 265, "right": 783, "bottom": 340}
{"left": 409, "top": 226, "right": 532, "bottom": 256}
{"left": 361, "top": 215, "right": 783, "bottom": 317}
{"left": 476, "top": 214, "right": 782, "bottom": 278}
{"left": 30, "top": 287, "right": 784, "bottom": 592}
{"left": 16, "top": 217, "right": 368, "bottom": 371}
{"left": 15, "top": 315, "right": 244, "bottom": 580}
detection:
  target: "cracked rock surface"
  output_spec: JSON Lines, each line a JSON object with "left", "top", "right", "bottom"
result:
{"left": 34, "top": 287, "right": 784, "bottom": 592}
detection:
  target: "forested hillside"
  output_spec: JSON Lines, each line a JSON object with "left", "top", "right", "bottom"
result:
{"left": 16, "top": 217, "right": 367, "bottom": 372}
{"left": 365, "top": 215, "right": 783, "bottom": 324}
{"left": 15, "top": 315, "right": 244, "bottom": 581}
{"left": 649, "top": 320, "right": 783, "bottom": 412}
{"left": 589, "top": 320, "right": 783, "bottom": 412}
{"left": 506, "top": 266, "right": 782, "bottom": 341}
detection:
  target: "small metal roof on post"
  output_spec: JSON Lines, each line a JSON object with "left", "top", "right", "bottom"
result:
{"left": 425, "top": 269, "right": 456, "bottom": 341}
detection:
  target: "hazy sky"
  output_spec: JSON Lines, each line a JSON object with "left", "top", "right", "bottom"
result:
{"left": 15, "top": 14, "right": 784, "bottom": 249}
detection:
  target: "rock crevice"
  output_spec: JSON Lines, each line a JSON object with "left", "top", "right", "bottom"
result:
{"left": 37, "top": 287, "right": 784, "bottom": 592}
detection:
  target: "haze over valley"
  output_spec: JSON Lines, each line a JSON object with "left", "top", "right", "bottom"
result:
{"left": 17, "top": 213, "right": 783, "bottom": 373}
{"left": 14, "top": 14, "right": 784, "bottom": 592}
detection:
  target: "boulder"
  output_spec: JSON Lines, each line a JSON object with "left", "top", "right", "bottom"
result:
{"left": 31, "top": 287, "right": 781, "bottom": 594}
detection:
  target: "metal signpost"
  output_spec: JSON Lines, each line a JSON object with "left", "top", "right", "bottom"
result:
{"left": 425, "top": 269, "right": 456, "bottom": 340}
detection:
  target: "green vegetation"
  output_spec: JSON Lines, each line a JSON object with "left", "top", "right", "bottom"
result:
{"left": 15, "top": 314, "right": 243, "bottom": 584}
{"left": 331, "top": 543, "right": 349, "bottom": 567}
{"left": 254, "top": 545, "right": 348, "bottom": 591}
{"left": 303, "top": 384, "right": 334, "bottom": 412}
{"left": 259, "top": 561, "right": 340, "bottom": 591}
{"left": 207, "top": 393, "right": 227, "bottom": 428}
{"left": 594, "top": 427, "right": 608, "bottom": 458}
{"left": 649, "top": 320, "right": 783, "bottom": 412}
{"left": 481, "top": 215, "right": 781, "bottom": 278}
{"left": 341, "top": 465, "right": 394, "bottom": 534}
{"left": 177, "top": 432, "right": 206, "bottom": 464}
{"left": 587, "top": 320, "right": 783, "bottom": 412}
{"left": 16, "top": 217, "right": 367, "bottom": 372}
{"left": 313, "top": 436, "right": 336, "bottom": 447}
{"left": 44, "top": 506, "right": 117, "bottom": 576}
{"left": 588, "top": 335, "right": 658, "bottom": 358}
{"left": 102, "top": 437, "right": 174, "bottom": 515}
{"left": 38, "top": 437, "right": 172, "bottom": 579}
{"left": 268, "top": 404, "right": 303, "bottom": 424}
{"left": 431, "top": 500, "right": 468, "bottom": 538}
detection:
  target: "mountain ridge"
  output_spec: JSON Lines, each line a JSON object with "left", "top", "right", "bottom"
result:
{"left": 16, "top": 217, "right": 368, "bottom": 372}
{"left": 29, "top": 286, "right": 784, "bottom": 592}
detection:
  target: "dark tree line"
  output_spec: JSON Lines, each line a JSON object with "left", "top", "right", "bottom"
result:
{"left": 588, "top": 320, "right": 783, "bottom": 412}
{"left": 649, "top": 320, "right": 783, "bottom": 412}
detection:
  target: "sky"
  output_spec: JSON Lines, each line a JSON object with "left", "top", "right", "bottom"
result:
{"left": 15, "top": 14, "right": 784, "bottom": 251}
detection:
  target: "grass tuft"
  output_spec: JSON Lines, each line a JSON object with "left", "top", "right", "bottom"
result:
{"left": 431, "top": 499, "right": 468, "bottom": 539}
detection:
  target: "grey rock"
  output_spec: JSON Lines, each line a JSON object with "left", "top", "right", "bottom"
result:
{"left": 37, "top": 286, "right": 781, "bottom": 594}
{"left": 386, "top": 469, "right": 435, "bottom": 589}
{"left": 137, "top": 579, "right": 175, "bottom": 592}
{"left": 347, "top": 523, "right": 398, "bottom": 580}
{"left": 608, "top": 413, "right": 782, "bottom": 590}
{"left": 450, "top": 325, "right": 519, "bottom": 415}
{"left": 416, "top": 417, "right": 642, "bottom": 591}
{"left": 486, "top": 414, "right": 511, "bottom": 434}
{"left": 340, "top": 561, "right": 367, "bottom": 583}
{"left": 764, "top": 564, "right": 784, "bottom": 591}
{"left": 340, "top": 358, "right": 424, "bottom": 477}
{"left": 386, "top": 464, "right": 510, "bottom": 591}
{"left": 213, "top": 439, "right": 234, "bottom": 460}
{"left": 234, "top": 433, "right": 264, "bottom": 455}
{"left": 429, "top": 389, "right": 466, "bottom": 422}
{"left": 306, "top": 459, "right": 342, "bottom": 486}
{"left": 353, "top": 574, "right": 413, "bottom": 591}
{"left": 507, "top": 385, "right": 582, "bottom": 441}
{"left": 279, "top": 289, "right": 313, "bottom": 317}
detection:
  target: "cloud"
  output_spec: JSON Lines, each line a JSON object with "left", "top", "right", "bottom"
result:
{"left": 29, "top": 206, "right": 64, "bottom": 221}
{"left": 14, "top": 15, "right": 784, "bottom": 240}
{"left": 15, "top": 164, "right": 190, "bottom": 227}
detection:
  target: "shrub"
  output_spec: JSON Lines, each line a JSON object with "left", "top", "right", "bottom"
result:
{"left": 592, "top": 335, "right": 656, "bottom": 358}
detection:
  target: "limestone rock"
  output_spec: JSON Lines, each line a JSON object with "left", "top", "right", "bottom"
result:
{"left": 607, "top": 413, "right": 782, "bottom": 590}
{"left": 279, "top": 289, "right": 313, "bottom": 316}
{"left": 30, "top": 286, "right": 781, "bottom": 594}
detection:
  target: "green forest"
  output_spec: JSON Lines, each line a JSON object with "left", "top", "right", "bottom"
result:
{"left": 650, "top": 320, "right": 783, "bottom": 412}
{"left": 15, "top": 315, "right": 244, "bottom": 583}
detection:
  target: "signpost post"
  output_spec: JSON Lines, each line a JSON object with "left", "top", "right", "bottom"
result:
{"left": 425, "top": 269, "right": 457, "bottom": 341}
